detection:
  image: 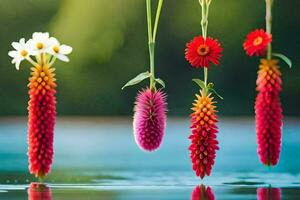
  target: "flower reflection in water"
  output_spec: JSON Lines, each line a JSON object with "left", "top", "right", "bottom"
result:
{"left": 191, "top": 184, "right": 215, "bottom": 200}
{"left": 257, "top": 187, "right": 281, "bottom": 200}
{"left": 28, "top": 182, "right": 52, "bottom": 200}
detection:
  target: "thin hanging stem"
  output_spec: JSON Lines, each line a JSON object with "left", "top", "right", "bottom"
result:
{"left": 40, "top": 53, "right": 45, "bottom": 65}
{"left": 266, "top": 0, "right": 273, "bottom": 59}
{"left": 199, "top": 0, "right": 211, "bottom": 91}
{"left": 204, "top": 68, "right": 208, "bottom": 85}
{"left": 146, "top": 0, "right": 153, "bottom": 42}
{"left": 48, "top": 56, "right": 57, "bottom": 67}
{"left": 146, "top": 0, "right": 155, "bottom": 90}
{"left": 201, "top": 1, "right": 209, "bottom": 39}
{"left": 27, "top": 57, "right": 39, "bottom": 67}
{"left": 153, "top": 0, "right": 164, "bottom": 42}
{"left": 149, "top": 43, "right": 155, "bottom": 90}
{"left": 146, "top": 0, "right": 164, "bottom": 90}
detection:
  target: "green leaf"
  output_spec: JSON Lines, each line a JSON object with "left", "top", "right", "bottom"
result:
{"left": 208, "top": 88, "right": 224, "bottom": 100}
{"left": 122, "top": 71, "right": 151, "bottom": 90}
{"left": 192, "top": 79, "right": 206, "bottom": 89}
{"left": 155, "top": 78, "right": 165, "bottom": 88}
{"left": 273, "top": 53, "right": 292, "bottom": 68}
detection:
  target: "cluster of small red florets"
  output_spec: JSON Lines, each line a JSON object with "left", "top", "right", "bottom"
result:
{"left": 189, "top": 91, "right": 219, "bottom": 179}
{"left": 28, "top": 65, "right": 56, "bottom": 178}
{"left": 255, "top": 59, "right": 282, "bottom": 166}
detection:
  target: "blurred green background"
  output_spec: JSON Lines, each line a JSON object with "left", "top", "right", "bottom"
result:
{"left": 0, "top": 0, "right": 299, "bottom": 116}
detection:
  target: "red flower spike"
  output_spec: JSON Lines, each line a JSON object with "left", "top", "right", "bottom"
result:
{"left": 189, "top": 91, "right": 219, "bottom": 179}
{"left": 243, "top": 29, "right": 272, "bottom": 57}
{"left": 257, "top": 188, "right": 281, "bottom": 200}
{"left": 28, "top": 64, "right": 56, "bottom": 178}
{"left": 255, "top": 59, "right": 282, "bottom": 166}
{"left": 28, "top": 183, "right": 53, "bottom": 200}
{"left": 185, "top": 36, "right": 222, "bottom": 68}
{"left": 191, "top": 185, "right": 215, "bottom": 200}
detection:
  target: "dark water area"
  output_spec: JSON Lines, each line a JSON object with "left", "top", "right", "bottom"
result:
{"left": 0, "top": 117, "right": 299, "bottom": 199}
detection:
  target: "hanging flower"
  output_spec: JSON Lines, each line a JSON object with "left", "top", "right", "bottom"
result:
{"left": 189, "top": 90, "right": 219, "bottom": 179}
{"left": 243, "top": 29, "right": 272, "bottom": 57}
{"left": 191, "top": 185, "right": 215, "bottom": 200}
{"left": 8, "top": 38, "right": 33, "bottom": 70}
{"left": 185, "top": 36, "right": 222, "bottom": 68}
{"left": 28, "top": 183, "right": 52, "bottom": 200}
{"left": 8, "top": 32, "right": 72, "bottom": 179}
{"left": 257, "top": 188, "right": 281, "bottom": 200}
{"left": 255, "top": 59, "right": 282, "bottom": 166}
{"left": 133, "top": 88, "right": 167, "bottom": 151}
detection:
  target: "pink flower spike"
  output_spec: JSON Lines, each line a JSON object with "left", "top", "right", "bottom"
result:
{"left": 133, "top": 88, "right": 167, "bottom": 151}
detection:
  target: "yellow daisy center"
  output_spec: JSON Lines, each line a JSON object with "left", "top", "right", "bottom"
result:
{"left": 20, "top": 50, "right": 28, "bottom": 57}
{"left": 36, "top": 43, "right": 44, "bottom": 49}
{"left": 197, "top": 45, "right": 210, "bottom": 56}
{"left": 253, "top": 36, "right": 263, "bottom": 46}
{"left": 53, "top": 46, "right": 60, "bottom": 53}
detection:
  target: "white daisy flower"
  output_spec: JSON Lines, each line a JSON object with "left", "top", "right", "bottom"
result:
{"left": 29, "top": 32, "right": 52, "bottom": 54}
{"left": 47, "top": 37, "right": 73, "bottom": 62}
{"left": 8, "top": 38, "right": 33, "bottom": 70}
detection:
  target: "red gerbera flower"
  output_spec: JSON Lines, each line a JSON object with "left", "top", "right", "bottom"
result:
{"left": 243, "top": 29, "right": 272, "bottom": 57}
{"left": 185, "top": 36, "right": 222, "bottom": 68}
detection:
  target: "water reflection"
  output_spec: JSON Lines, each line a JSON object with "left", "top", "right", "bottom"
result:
{"left": 191, "top": 184, "right": 215, "bottom": 200}
{"left": 257, "top": 187, "right": 281, "bottom": 200}
{"left": 28, "top": 183, "right": 52, "bottom": 200}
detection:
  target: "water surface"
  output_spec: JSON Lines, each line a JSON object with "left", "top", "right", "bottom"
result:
{"left": 0, "top": 117, "right": 299, "bottom": 199}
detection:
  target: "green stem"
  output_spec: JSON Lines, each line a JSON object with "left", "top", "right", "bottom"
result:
{"left": 27, "top": 57, "right": 38, "bottom": 67}
{"left": 266, "top": 0, "right": 273, "bottom": 59}
{"left": 204, "top": 68, "right": 208, "bottom": 85}
{"left": 146, "top": 0, "right": 153, "bottom": 42}
{"left": 201, "top": 0, "right": 208, "bottom": 39}
{"left": 149, "top": 42, "right": 155, "bottom": 90}
{"left": 48, "top": 56, "right": 56, "bottom": 67}
{"left": 146, "top": 0, "right": 164, "bottom": 90}
{"left": 146, "top": 0, "right": 154, "bottom": 90}
{"left": 200, "top": 0, "right": 211, "bottom": 94}
{"left": 153, "top": 0, "right": 164, "bottom": 42}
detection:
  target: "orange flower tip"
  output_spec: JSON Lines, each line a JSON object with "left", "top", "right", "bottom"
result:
{"left": 243, "top": 29, "right": 272, "bottom": 57}
{"left": 185, "top": 35, "right": 222, "bottom": 68}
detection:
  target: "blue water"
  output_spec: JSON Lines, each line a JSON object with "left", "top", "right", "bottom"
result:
{"left": 0, "top": 117, "right": 299, "bottom": 199}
